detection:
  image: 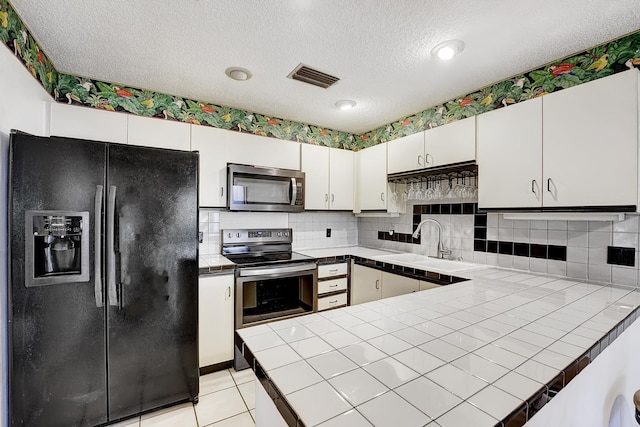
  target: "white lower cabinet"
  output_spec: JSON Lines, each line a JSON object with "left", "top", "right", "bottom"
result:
{"left": 199, "top": 274, "right": 234, "bottom": 368}
{"left": 419, "top": 280, "right": 441, "bottom": 291}
{"left": 350, "top": 263, "right": 423, "bottom": 305}
{"left": 381, "top": 271, "right": 419, "bottom": 299}
{"left": 317, "top": 262, "right": 348, "bottom": 311}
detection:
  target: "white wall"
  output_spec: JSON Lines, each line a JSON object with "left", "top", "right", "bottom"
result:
{"left": 0, "top": 45, "right": 52, "bottom": 427}
{"left": 525, "top": 311, "right": 640, "bottom": 427}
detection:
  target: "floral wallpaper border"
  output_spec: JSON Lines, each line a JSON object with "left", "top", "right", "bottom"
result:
{"left": 2, "top": 0, "right": 640, "bottom": 151}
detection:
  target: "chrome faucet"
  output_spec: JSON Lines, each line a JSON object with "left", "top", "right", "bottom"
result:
{"left": 412, "top": 218, "right": 452, "bottom": 259}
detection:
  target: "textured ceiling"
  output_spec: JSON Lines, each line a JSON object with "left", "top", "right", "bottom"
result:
{"left": 8, "top": 0, "right": 640, "bottom": 134}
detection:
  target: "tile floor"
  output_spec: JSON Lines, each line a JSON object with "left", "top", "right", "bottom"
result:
{"left": 111, "top": 368, "right": 257, "bottom": 427}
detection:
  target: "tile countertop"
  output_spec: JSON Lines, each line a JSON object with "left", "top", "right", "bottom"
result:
{"left": 236, "top": 268, "right": 640, "bottom": 427}
{"left": 295, "top": 246, "right": 398, "bottom": 260}
{"left": 199, "top": 254, "right": 235, "bottom": 274}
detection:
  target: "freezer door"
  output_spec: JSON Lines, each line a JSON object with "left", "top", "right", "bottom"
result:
{"left": 106, "top": 144, "right": 199, "bottom": 419}
{"left": 9, "top": 132, "right": 108, "bottom": 427}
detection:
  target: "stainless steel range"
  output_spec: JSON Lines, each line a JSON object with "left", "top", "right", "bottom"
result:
{"left": 222, "top": 228, "right": 317, "bottom": 330}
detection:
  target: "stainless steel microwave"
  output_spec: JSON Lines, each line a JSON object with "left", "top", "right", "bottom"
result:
{"left": 228, "top": 164, "right": 305, "bottom": 212}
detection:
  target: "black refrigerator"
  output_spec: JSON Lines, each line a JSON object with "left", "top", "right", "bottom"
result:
{"left": 8, "top": 131, "right": 199, "bottom": 426}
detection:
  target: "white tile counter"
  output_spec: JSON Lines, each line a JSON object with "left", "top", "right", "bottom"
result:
{"left": 296, "top": 246, "right": 398, "bottom": 260}
{"left": 199, "top": 254, "right": 235, "bottom": 274}
{"left": 237, "top": 268, "right": 640, "bottom": 427}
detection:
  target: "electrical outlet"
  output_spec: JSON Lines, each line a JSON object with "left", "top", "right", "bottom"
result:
{"left": 326, "top": 228, "right": 331, "bottom": 237}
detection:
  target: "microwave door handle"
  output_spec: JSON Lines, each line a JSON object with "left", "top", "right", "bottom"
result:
{"left": 107, "top": 185, "right": 118, "bottom": 307}
{"left": 290, "top": 177, "right": 297, "bottom": 206}
{"left": 94, "top": 185, "right": 104, "bottom": 307}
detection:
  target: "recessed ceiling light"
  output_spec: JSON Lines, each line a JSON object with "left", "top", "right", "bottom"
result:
{"left": 432, "top": 40, "right": 465, "bottom": 60}
{"left": 335, "top": 100, "right": 356, "bottom": 111}
{"left": 225, "top": 67, "right": 252, "bottom": 81}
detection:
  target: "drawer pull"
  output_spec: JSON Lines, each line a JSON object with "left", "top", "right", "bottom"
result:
{"left": 329, "top": 284, "right": 338, "bottom": 287}
{"left": 329, "top": 300, "right": 338, "bottom": 304}
{"left": 329, "top": 269, "right": 338, "bottom": 272}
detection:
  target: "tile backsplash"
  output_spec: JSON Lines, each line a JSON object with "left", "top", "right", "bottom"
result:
{"left": 199, "top": 209, "right": 357, "bottom": 254}
{"left": 200, "top": 206, "right": 640, "bottom": 287}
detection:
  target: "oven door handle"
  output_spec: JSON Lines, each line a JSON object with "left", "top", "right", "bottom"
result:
{"left": 238, "top": 262, "right": 317, "bottom": 277}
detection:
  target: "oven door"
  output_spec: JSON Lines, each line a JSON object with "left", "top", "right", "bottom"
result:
{"left": 235, "top": 262, "right": 317, "bottom": 329}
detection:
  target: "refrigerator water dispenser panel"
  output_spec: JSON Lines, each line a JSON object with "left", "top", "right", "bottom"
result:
{"left": 25, "top": 210, "right": 90, "bottom": 287}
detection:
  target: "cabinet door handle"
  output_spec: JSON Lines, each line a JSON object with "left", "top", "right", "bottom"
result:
{"left": 331, "top": 194, "right": 335, "bottom": 203}
{"left": 325, "top": 193, "right": 329, "bottom": 202}
{"left": 226, "top": 286, "right": 231, "bottom": 299}
{"left": 380, "top": 193, "right": 385, "bottom": 202}
{"left": 425, "top": 153, "right": 432, "bottom": 166}
{"left": 375, "top": 279, "right": 380, "bottom": 290}
{"left": 531, "top": 179, "right": 537, "bottom": 194}
{"left": 220, "top": 187, "right": 224, "bottom": 197}
{"left": 417, "top": 154, "right": 423, "bottom": 167}
{"left": 547, "top": 178, "right": 552, "bottom": 192}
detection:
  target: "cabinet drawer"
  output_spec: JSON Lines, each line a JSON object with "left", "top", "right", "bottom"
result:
{"left": 318, "top": 263, "right": 348, "bottom": 278}
{"left": 318, "top": 293, "right": 347, "bottom": 311}
{"left": 318, "top": 277, "right": 347, "bottom": 295}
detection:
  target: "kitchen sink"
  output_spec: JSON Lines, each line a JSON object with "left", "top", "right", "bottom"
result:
{"left": 376, "top": 253, "right": 484, "bottom": 274}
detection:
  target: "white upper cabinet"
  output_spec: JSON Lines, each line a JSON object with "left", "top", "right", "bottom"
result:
{"left": 49, "top": 103, "right": 128, "bottom": 143}
{"left": 127, "top": 115, "right": 191, "bottom": 150}
{"left": 478, "top": 97, "right": 543, "bottom": 209}
{"left": 301, "top": 145, "right": 354, "bottom": 210}
{"left": 329, "top": 148, "right": 355, "bottom": 210}
{"left": 387, "top": 132, "right": 425, "bottom": 174}
{"left": 301, "top": 144, "right": 330, "bottom": 209}
{"left": 424, "top": 116, "right": 476, "bottom": 167}
{"left": 226, "top": 131, "right": 300, "bottom": 170}
{"left": 478, "top": 69, "right": 639, "bottom": 211}
{"left": 191, "top": 125, "right": 228, "bottom": 207}
{"left": 542, "top": 69, "right": 638, "bottom": 208}
{"left": 356, "top": 143, "right": 387, "bottom": 211}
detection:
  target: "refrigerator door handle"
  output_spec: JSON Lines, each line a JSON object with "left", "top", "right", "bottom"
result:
{"left": 94, "top": 185, "right": 104, "bottom": 307}
{"left": 107, "top": 185, "right": 118, "bottom": 306}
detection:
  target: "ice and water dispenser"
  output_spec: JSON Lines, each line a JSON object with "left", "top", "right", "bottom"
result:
{"left": 25, "top": 211, "right": 90, "bottom": 287}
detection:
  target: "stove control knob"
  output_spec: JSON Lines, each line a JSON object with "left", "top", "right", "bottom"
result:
{"left": 236, "top": 233, "right": 240, "bottom": 238}
{"left": 284, "top": 232, "right": 289, "bottom": 237}
{"left": 277, "top": 232, "right": 282, "bottom": 237}
{"left": 227, "top": 233, "right": 232, "bottom": 238}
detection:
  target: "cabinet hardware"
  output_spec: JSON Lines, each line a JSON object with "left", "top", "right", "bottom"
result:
{"left": 531, "top": 179, "right": 537, "bottom": 193}
{"left": 375, "top": 279, "right": 380, "bottom": 290}
{"left": 425, "top": 153, "right": 433, "bottom": 165}
{"left": 329, "top": 284, "right": 338, "bottom": 287}
{"left": 329, "top": 300, "right": 338, "bottom": 304}
{"left": 417, "top": 154, "right": 424, "bottom": 166}
{"left": 220, "top": 187, "right": 224, "bottom": 197}
{"left": 329, "top": 269, "right": 338, "bottom": 272}
{"left": 547, "top": 178, "right": 552, "bottom": 192}
{"left": 325, "top": 193, "right": 328, "bottom": 202}
{"left": 226, "top": 286, "right": 231, "bottom": 299}
{"left": 331, "top": 194, "right": 335, "bottom": 202}
{"left": 380, "top": 193, "right": 385, "bottom": 202}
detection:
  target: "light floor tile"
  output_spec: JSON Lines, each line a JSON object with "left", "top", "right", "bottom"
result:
{"left": 110, "top": 417, "right": 140, "bottom": 427}
{"left": 435, "top": 401, "right": 497, "bottom": 427}
{"left": 207, "top": 412, "right": 255, "bottom": 427}
{"left": 287, "top": 382, "right": 351, "bottom": 426}
{"left": 200, "top": 370, "right": 236, "bottom": 396}
{"left": 195, "top": 387, "right": 248, "bottom": 426}
{"left": 230, "top": 368, "right": 257, "bottom": 386}
{"left": 140, "top": 403, "right": 197, "bottom": 427}
{"left": 395, "top": 377, "right": 462, "bottom": 419}
{"left": 357, "top": 391, "right": 430, "bottom": 427}
{"left": 237, "top": 381, "right": 255, "bottom": 411}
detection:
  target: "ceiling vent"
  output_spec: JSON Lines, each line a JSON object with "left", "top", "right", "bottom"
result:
{"left": 288, "top": 64, "right": 340, "bottom": 89}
